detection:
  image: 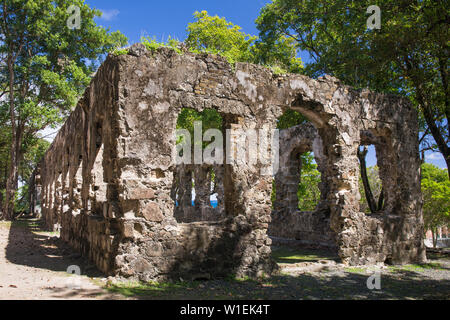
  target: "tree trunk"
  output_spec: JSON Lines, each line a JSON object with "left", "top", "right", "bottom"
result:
{"left": 3, "top": 54, "right": 18, "bottom": 221}
{"left": 406, "top": 58, "right": 450, "bottom": 178}
{"left": 4, "top": 135, "right": 20, "bottom": 221}
{"left": 357, "top": 146, "right": 378, "bottom": 214}
{"left": 432, "top": 228, "right": 438, "bottom": 248}
{"left": 377, "top": 187, "right": 384, "bottom": 211}
{"left": 421, "top": 100, "right": 450, "bottom": 178}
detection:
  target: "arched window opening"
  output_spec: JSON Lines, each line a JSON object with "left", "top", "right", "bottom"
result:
{"left": 357, "top": 145, "right": 384, "bottom": 214}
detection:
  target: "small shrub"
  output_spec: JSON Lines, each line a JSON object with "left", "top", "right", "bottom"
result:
{"left": 141, "top": 36, "right": 182, "bottom": 55}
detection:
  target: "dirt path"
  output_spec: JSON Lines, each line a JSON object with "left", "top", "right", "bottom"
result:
{"left": 0, "top": 219, "right": 125, "bottom": 300}
{"left": 1, "top": 218, "right": 449, "bottom": 300}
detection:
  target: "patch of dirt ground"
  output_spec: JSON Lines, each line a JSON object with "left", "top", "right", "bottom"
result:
{"left": 1, "top": 218, "right": 449, "bottom": 300}
{"left": 0, "top": 218, "right": 126, "bottom": 300}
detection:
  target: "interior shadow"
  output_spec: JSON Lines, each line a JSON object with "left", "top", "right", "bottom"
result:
{"left": 271, "top": 245, "right": 340, "bottom": 265}
{"left": 5, "top": 217, "right": 104, "bottom": 278}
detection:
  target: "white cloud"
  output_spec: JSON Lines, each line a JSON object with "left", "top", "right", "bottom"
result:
{"left": 99, "top": 9, "right": 120, "bottom": 21}
{"left": 426, "top": 152, "right": 443, "bottom": 161}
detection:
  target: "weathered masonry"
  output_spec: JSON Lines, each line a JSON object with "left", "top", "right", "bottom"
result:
{"left": 30, "top": 43, "right": 426, "bottom": 281}
{"left": 270, "top": 123, "right": 337, "bottom": 249}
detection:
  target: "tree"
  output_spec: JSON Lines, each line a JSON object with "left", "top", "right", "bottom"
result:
{"left": 357, "top": 163, "right": 383, "bottom": 214}
{"left": 186, "top": 10, "right": 303, "bottom": 73}
{"left": 256, "top": 0, "right": 449, "bottom": 175}
{"left": 0, "top": 0, "right": 127, "bottom": 220}
{"left": 357, "top": 146, "right": 384, "bottom": 213}
{"left": 270, "top": 151, "right": 322, "bottom": 212}
{"left": 297, "top": 152, "right": 321, "bottom": 211}
{"left": 176, "top": 107, "right": 223, "bottom": 151}
{"left": 186, "top": 10, "right": 257, "bottom": 64}
{"left": 172, "top": 11, "right": 306, "bottom": 157}
{"left": 277, "top": 109, "right": 307, "bottom": 130}
{"left": 0, "top": 124, "right": 9, "bottom": 209}
{"left": 421, "top": 163, "right": 450, "bottom": 247}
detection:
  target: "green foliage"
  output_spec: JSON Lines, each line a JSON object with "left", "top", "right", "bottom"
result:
{"left": 0, "top": 124, "right": 49, "bottom": 212}
{"left": 141, "top": 36, "right": 182, "bottom": 55}
{"left": 271, "top": 246, "right": 337, "bottom": 264}
{"left": 256, "top": 0, "right": 421, "bottom": 90}
{"left": 0, "top": 0, "right": 127, "bottom": 217}
{"left": 186, "top": 10, "right": 257, "bottom": 65}
{"left": 275, "top": 110, "right": 319, "bottom": 211}
{"left": 421, "top": 163, "right": 450, "bottom": 238}
{"left": 358, "top": 166, "right": 383, "bottom": 213}
{"left": 185, "top": 11, "right": 303, "bottom": 73}
{"left": 176, "top": 108, "right": 223, "bottom": 149}
{"left": 253, "top": 35, "right": 304, "bottom": 74}
{"left": 256, "top": 0, "right": 449, "bottom": 169}
{"left": 176, "top": 108, "right": 223, "bottom": 135}
{"left": 14, "top": 184, "right": 29, "bottom": 213}
{"left": 112, "top": 48, "right": 129, "bottom": 56}
{"left": 297, "top": 153, "right": 321, "bottom": 211}
{"left": 277, "top": 109, "right": 307, "bottom": 130}
{"left": 0, "top": 0, "right": 128, "bottom": 122}
{"left": 268, "top": 65, "right": 288, "bottom": 76}
{"left": 272, "top": 110, "right": 318, "bottom": 211}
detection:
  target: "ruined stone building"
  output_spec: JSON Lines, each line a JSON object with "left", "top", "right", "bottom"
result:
{"left": 29, "top": 43, "right": 426, "bottom": 281}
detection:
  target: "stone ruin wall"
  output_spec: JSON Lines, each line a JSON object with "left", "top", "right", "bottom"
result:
{"left": 30, "top": 43, "right": 427, "bottom": 281}
{"left": 270, "top": 123, "right": 336, "bottom": 249}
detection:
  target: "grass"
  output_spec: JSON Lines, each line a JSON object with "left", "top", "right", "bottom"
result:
{"left": 343, "top": 262, "right": 446, "bottom": 275}
{"left": 141, "top": 36, "right": 183, "bottom": 55}
{"left": 2, "top": 219, "right": 448, "bottom": 300}
{"left": 344, "top": 267, "right": 367, "bottom": 274}
{"left": 102, "top": 262, "right": 450, "bottom": 300}
{"left": 268, "top": 65, "right": 288, "bottom": 76}
{"left": 389, "top": 263, "right": 445, "bottom": 273}
{"left": 426, "top": 251, "right": 450, "bottom": 261}
{"left": 94, "top": 246, "right": 450, "bottom": 300}
{"left": 105, "top": 280, "right": 203, "bottom": 298}
{"left": 103, "top": 278, "right": 288, "bottom": 300}
{"left": 105, "top": 275, "right": 268, "bottom": 299}
{"left": 112, "top": 48, "right": 129, "bottom": 56}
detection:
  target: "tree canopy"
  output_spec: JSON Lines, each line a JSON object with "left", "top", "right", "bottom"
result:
{"left": 256, "top": 0, "right": 449, "bottom": 174}
{"left": 421, "top": 163, "right": 450, "bottom": 246}
{"left": 0, "top": 0, "right": 127, "bottom": 219}
{"left": 139, "top": 10, "right": 304, "bottom": 75}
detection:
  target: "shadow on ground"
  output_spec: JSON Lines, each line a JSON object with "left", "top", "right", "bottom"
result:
{"left": 4, "top": 217, "right": 103, "bottom": 278}
{"left": 271, "top": 246, "right": 339, "bottom": 264}
{"left": 4, "top": 217, "right": 449, "bottom": 300}
{"left": 105, "top": 246, "right": 450, "bottom": 300}
{"left": 105, "top": 267, "right": 450, "bottom": 300}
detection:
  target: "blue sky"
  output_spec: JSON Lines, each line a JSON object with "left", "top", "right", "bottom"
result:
{"left": 86, "top": 0, "right": 313, "bottom": 64}
{"left": 87, "top": 0, "right": 269, "bottom": 44}
{"left": 78, "top": 0, "right": 446, "bottom": 169}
